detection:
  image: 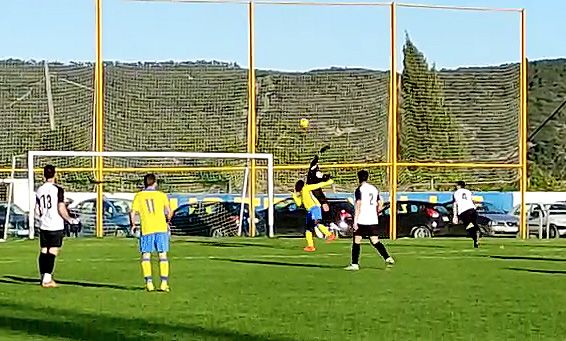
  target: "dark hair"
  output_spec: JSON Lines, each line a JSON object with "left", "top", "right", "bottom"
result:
{"left": 456, "top": 181, "right": 466, "bottom": 188}
{"left": 357, "top": 170, "right": 369, "bottom": 183}
{"left": 295, "top": 180, "right": 305, "bottom": 192}
{"left": 144, "top": 174, "right": 156, "bottom": 188}
{"left": 43, "top": 165, "right": 56, "bottom": 180}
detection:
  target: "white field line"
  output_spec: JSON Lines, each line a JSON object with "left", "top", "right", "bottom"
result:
{"left": 2, "top": 249, "right": 556, "bottom": 264}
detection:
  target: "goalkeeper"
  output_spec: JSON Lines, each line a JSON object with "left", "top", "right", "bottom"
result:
{"left": 307, "top": 145, "right": 332, "bottom": 231}
{"left": 293, "top": 176, "right": 336, "bottom": 252}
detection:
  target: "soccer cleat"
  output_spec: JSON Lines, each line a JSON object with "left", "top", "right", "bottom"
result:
{"left": 474, "top": 241, "right": 479, "bottom": 249}
{"left": 326, "top": 234, "right": 337, "bottom": 243}
{"left": 41, "top": 280, "right": 58, "bottom": 288}
{"left": 160, "top": 283, "right": 170, "bottom": 293}
{"left": 385, "top": 257, "right": 395, "bottom": 266}
{"left": 145, "top": 282, "right": 155, "bottom": 292}
{"left": 303, "top": 246, "right": 316, "bottom": 252}
{"left": 344, "top": 264, "right": 360, "bottom": 271}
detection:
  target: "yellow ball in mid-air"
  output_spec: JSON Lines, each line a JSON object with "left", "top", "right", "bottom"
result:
{"left": 299, "top": 118, "right": 309, "bottom": 128}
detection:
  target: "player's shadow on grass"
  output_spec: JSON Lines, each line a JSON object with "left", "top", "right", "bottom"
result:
{"left": 214, "top": 258, "right": 344, "bottom": 269}
{"left": 490, "top": 255, "right": 566, "bottom": 262}
{"left": 1, "top": 275, "right": 139, "bottom": 291}
{"left": 182, "top": 239, "right": 288, "bottom": 250}
{"left": 0, "top": 301, "right": 293, "bottom": 341}
{"left": 507, "top": 267, "right": 566, "bottom": 275}
{"left": 391, "top": 244, "right": 448, "bottom": 249}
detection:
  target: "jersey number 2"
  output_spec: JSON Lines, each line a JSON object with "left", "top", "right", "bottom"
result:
{"left": 145, "top": 199, "right": 155, "bottom": 214}
{"left": 369, "top": 193, "right": 375, "bottom": 205}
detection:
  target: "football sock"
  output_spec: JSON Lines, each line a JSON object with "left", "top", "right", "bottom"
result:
{"left": 141, "top": 255, "right": 152, "bottom": 283}
{"left": 317, "top": 224, "right": 332, "bottom": 237}
{"left": 305, "top": 231, "right": 314, "bottom": 247}
{"left": 45, "top": 253, "right": 56, "bottom": 275}
{"left": 372, "top": 241, "right": 390, "bottom": 260}
{"left": 159, "top": 257, "right": 169, "bottom": 283}
{"left": 38, "top": 252, "right": 47, "bottom": 277}
{"left": 41, "top": 253, "right": 56, "bottom": 283}
{"left": 351, "top": 243, "right": 361, "bottom": 265}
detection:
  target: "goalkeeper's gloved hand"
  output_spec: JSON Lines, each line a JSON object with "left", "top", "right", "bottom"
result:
{"left": 68, "top": 218, "right": 80, "bottom": 225}
{"left": 319, "top": 145, "right": 330, "bottom": 154}
{"left": 322, "top": 174, "right": 331, "bottom": 181}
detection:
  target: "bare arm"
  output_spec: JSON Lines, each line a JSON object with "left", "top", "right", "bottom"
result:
{"left": 57, "top": 203, "right": 74, "bottom": 223}
{"left": 354, "top": 200, "right": 361, "bottom": 230}
{"left": 129, "top": 210, "right": 138, "bottom": 229}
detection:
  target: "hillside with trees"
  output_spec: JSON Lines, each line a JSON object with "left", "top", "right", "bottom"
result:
{"left": 0, "top": 42, "right": 565, "bottom": 192}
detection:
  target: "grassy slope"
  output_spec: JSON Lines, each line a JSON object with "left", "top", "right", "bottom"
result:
{"left": 0, "top": 237, "right": 565, "bottom": 340}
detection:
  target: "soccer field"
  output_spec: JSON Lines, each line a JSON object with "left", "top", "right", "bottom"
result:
{"left": 0, "top": 237, "right": 564, "bottom": 341}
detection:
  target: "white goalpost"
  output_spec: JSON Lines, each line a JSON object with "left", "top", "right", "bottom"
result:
{"left": 27, "top": 151, "right": 275, "bottom": 240}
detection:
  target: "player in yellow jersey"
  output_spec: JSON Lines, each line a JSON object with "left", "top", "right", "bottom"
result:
{"left": 130, "top": 174, "right": 172, "bottom": 292}
{"left": 293, "top": 177, "right": 336, "bottom": 252}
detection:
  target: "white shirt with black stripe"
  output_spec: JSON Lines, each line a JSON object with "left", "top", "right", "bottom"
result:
{"left": 355, "top": 182, "right": 380, "bottom": 225}
{"left": 36, "top": 182, "right": 65, "bottom": 231}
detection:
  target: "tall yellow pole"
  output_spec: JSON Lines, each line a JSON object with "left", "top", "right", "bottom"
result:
{"left": 95, "top": 0, "right": 104, "bottom": 238}
{"left": 389, "top": 2, "right": 398, "bottom": 240}
{"left": 248, "top": 1, "right": 257, "bottom": 237}
{"left": 519, "top": 9, "right": 528, "bottom": 240}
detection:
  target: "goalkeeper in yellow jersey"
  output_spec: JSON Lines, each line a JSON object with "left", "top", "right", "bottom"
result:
{"left": 130, "top": 174, "right": 172, "bottom": 292}
{"left": 293, "top": 177, "right": 337, "bottom": 252}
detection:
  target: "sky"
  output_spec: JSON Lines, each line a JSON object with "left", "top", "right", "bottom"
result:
{"left": 0, "top": 0, "right": 564, "bottom": 71}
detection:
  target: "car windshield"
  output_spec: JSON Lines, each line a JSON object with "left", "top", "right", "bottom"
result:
{"left": 477, "top": 203, "right": 505, "bottom": 214}
{"left": 11, "top": 205, "right": 26, "bottom": 215}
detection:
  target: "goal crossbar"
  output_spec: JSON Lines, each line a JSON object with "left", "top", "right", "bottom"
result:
{"left": 27, "top": 151, "right": 275, "bottom": 239}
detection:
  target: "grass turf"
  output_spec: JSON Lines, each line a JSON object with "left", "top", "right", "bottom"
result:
{"left": 0, "top": 237, "right": 565, "bottom": 340}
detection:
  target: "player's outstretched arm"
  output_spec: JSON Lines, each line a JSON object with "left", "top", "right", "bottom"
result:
{"left": 305, "top": 178, "right": 334, "bottom": 191}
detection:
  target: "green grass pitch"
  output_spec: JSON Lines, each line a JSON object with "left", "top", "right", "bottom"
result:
{"left": 0, "top": 237, "right": 565, "bottom": 340}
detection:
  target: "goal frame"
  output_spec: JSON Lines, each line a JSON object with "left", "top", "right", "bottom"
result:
{"left": 27, "top": 151, "right": 275, "bottom": 239}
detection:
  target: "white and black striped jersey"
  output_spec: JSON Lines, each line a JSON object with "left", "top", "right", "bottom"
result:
{"left": 354, "top": 182, "right": 380, "bottom": 225}
{"left": 36, "top": 182, "right": 65, "bottom": 231}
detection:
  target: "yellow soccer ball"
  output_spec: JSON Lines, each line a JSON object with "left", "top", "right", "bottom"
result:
{"left": 299, "top": 118, "right": 309, "bottom": 129}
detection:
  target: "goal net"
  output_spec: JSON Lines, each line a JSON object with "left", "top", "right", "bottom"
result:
{"left": 25, "top": 151, "right": 274, "bottom": 240}
{"left": 396, "top": 5, "right": 522, "bottom": 191}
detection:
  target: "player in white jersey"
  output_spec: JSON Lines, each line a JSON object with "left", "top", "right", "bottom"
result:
{"left": 35, "top": 165, "right": 78, "bottom": 287}
{"left": 453, "top": 181, "right": 480, "bottom": 248}
{"left": 345, "top": 170, "right": 394, "bottom": 271}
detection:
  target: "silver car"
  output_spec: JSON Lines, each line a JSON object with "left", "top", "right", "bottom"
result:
{"left": 511, "top": 203, "right": 566, "bottom": 238}
{"left": 476, "top": 202, "right": 518, "bottom": 237}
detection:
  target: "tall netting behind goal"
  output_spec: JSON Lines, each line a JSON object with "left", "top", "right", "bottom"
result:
{"left": 396, "top": 5, "right": 522, "bottom": 191}
{"left": 104, "top": 2, "right": 249, "bottom": 191}
{"left": 27, "top": 152, "right": 274, "bottom": 240}
{"left": 255, "top": 3, "right": 391, "bottom": 193}
{"left": 0, "top": 1, "right": 94, "bottom": 191}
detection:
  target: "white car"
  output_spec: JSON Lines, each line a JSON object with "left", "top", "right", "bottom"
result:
{"left": 511, "top": 203, "right": 566, "bottom": 238}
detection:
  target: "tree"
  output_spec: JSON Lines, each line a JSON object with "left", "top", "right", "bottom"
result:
{"left": 399, "top": 34, "right": 468, "bottom": 187}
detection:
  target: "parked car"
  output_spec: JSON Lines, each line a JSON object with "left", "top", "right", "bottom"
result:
{"left": 255, "top": 197, "right": 354, "bottom": 237}
{"left": 69, "top": 198, "right": 134, "bottom": 237}
{"left": 0, "top": 203, "right": 29, "bottom": 238}
{"left": 475, "top": 202, "right": 518, "bottom": 237}
{"left": 511, "top": 203, "right": 566, "bottom": 238}
{"left": 376, "top": 200, "right": 446, "bottom": 238}
{"left": 434, "top": 202, "right": 492, "bottom": 237}
{"left": 170, "top": 201, "right": 250, "bottom": 237}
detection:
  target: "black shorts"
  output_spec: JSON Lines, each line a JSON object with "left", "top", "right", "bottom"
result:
{"left": 459, "top": 209, "right": 478, "bottom": 229}
{"left": 354, "top": 224, "right": 380, "bottom": 237}
{"left": 40, "top": 230, "right": 64, "bottom": 248}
